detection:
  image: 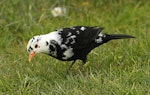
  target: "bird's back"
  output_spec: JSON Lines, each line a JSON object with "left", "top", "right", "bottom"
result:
{"left": 55, "top": 26, "right": 104, "bottom": 61}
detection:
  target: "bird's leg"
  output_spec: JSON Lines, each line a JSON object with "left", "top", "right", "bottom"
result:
{"left": 79, "top": 58, "right": 87, "bottom": 72}
{"left": 73, "top": 60, "right": 87, "bottom": 75}
{"left": 79, "top": 62, "right": 86, "bottom": 71}
{"left": 67, "top": 60, "right": 76, "bottom": 74}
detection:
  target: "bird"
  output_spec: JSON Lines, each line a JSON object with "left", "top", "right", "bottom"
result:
{"left": 27, "top": 26, "right": 134, "bottom": 74}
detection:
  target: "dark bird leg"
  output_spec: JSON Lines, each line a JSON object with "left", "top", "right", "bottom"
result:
{"left": 79, "top": 63, "right": 84, "bottom": 71}
{"left": 79, "top": 58, "right": 87, "bottom": 72}
{"left": 74, "top": 64, "right": 84, "bottom": 75}
{"left": 71, "top": 59, "right": 87, "bottom": 75}
{"left": 67, "top": 60, "right": 76, "bottom": 74}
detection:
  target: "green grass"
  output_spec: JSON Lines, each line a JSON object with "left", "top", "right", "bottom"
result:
{"left": 0, "top": 0, "right": 150, "bottom": 95}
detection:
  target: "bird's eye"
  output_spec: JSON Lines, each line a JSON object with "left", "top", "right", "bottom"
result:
{"left": 35, "top": 44, "right": 38, "bottom": 48}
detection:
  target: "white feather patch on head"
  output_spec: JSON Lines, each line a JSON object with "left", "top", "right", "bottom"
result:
{"left": 27, "top": 32, "right": 62, "bottom": 54}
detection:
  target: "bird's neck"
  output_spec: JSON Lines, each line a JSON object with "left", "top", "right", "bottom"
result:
{"left": 38, "top": 35, "right": 51, "bottom": 54}
{"left": 41, "top": 45, "right": 49, "bottom": 54}
{"left": 39, "top": 33, "right": 61, "bottom": 56}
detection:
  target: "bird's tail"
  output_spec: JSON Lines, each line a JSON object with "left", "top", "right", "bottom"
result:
{"left": 103, "top": 34, "right": 135, "bottom": 42}
{"left": 107, "top": 34, "right": 135, "bottom": 39}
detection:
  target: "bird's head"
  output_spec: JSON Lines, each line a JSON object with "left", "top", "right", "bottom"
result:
{"left": 27, "top": 35, "right": 49, "bottom": 62}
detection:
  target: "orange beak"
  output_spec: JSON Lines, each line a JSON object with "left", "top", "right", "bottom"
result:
{"left": 28, "top": 52, "right": 36, "bottom": 62}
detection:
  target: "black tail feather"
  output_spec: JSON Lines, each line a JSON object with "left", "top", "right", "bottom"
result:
{"left": 106, "top": 34, "right": 135, "bottom": 40}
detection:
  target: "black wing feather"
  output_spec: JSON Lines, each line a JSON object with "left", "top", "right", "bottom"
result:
{"left": 73, "top": 26, "right": 103, "bottom": 48}
{"left": 59, "top": 26, "right": 103, "bottom": 48}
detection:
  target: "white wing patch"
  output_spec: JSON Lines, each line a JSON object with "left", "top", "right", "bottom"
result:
{"left": 95, "top": 37, "right": 103, "bottom": 43}
{"left": 61, "top": 44, "right": 67, "bottom": 49}
{"left": 95, "top": 33, "right": 105, "bottom": 43}
{"left": 65, "top": 35, "right": 76, "bottom": 44}
{"left": 76, "top": 30, "right": 80, "bottom": 34}
{"left": 80, "top": 27, "right": 86, "bottom": 31}
{"left": 67, "top": 32, "right": 72, "bottom": 37}
{"left": 70, "top": 35, "right": 76, "bottom": 44}
{"left": 62, "top": 47, "right": 74, "bottom": 60}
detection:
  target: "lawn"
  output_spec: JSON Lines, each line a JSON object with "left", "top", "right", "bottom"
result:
{"left": 0, "top": 0, "right": 149, "bottom": 95}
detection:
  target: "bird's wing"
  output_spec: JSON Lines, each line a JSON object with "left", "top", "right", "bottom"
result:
{"left": 57, "top": 26, "right": 104, "bottom": 49}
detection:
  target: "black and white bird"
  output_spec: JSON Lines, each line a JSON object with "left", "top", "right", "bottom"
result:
{"left": 27, "top": 26, "right": 134, "bottom": 73}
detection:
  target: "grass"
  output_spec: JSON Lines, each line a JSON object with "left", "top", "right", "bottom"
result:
{"left": 0, "top": 0, "right": 150, "bottom": 95}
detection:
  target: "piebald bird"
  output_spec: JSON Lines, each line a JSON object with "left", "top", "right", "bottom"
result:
{"left": 27, "top": 26, "right": 134, "bottom": 73}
